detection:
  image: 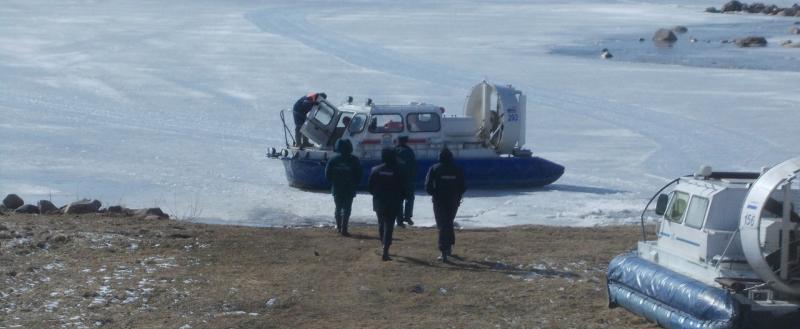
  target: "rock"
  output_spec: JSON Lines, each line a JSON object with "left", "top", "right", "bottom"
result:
{"left": 653, "top": 28, "right": 678, "bottom": 43}
{"left": 638, "top": 37, "right": 645, "bottom": 42}
{"left": 3, "top": 194, "right": 24, "bottom": 209}
{"left": 766, "top": 4, "right": 779, "bottom": 14}
{"left": 722, "top": 0, "right": 743, "bottom": 12}
{"left": 795, "top": 21, "right": 800, "bottom": 25}
{"left": 65, "top": 199, "right": 102, "bottom": 214}
{"left": 689, "top": 37, "right": 698, "bottom": 43}
{"left": 672, "top": 26, "right": 688, "bottom": 34}
{"left": 0, "top": 232, "right": 12, "bottom": 240}
{"left": 107, "top": 205, "right": 124, "bottom": 214}
{"left": 790, "top": 26, "right": 800, "bottom": 34}
{"left": 410, "top": 284, "right": 425, "bottom": 294}
{"left": 37, "top": 200, "right": 58, "bottom": 215}
{"left": 778, "top": 8, "right": 797, "bottom": 16}
{"left": 133, "top": 208, "right": 169, "bottom": 219}
{"left": 736, "top": 36, "right": 768, "bottom": 47}
{"left": 50, "top": 234, "right": 69, "bottom": 243}
{"left": 0, "top": 224, "right": 7, "bottom": 231}
{"left": 782, "top": 40, "right": 800, "bottom": 47}
{"left": 748, "top": 3, "right": 766, "bottom": 13}
{"left": 14, "top": 204, "right": 39, "bottom": 214}
{"left": 706, "top": 7, "right": 720, "bottom": 13}
{"left": 600, "top": 48, "right": 613, "bottom": 59}
{"left": 169, "top": 233, "right": 192, "bottom": 239}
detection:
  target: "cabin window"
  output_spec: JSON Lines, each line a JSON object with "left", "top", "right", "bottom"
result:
{"left": 368, "top": 114, "right": 404, "bottom": 133}
{"left": 348, "top": 113, "right": 367, "bottom": 134}
{"left": 312, "top": 102, "right": 336, "bottom": 126}
{"left": 684, "top": 196, "right": 709, "bottom": 229}
{"left": 338, "top": 112, "right": 355, "bottom": 128}
{"left": 666, "top": 192, "right": 690, "bottom": 223}
{"left": 407, "top": 113, "right": 441, "bottom": 132}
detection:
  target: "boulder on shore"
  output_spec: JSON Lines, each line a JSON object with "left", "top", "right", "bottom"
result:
{"left": 736, "top": 36, "right": 768, "bottom": 47}
{"left": 706, "top": 7, "right": 721, "bottom": 13}
{"left": 3, "top": 194, "right": 24, "bottom": 210}
{"left": 38, "top": 200, "right": 59, "bottom": 214}
{"left": 789, "top": 26, "right": 800, "bottom": 34}
{"left": 14, "top": 204, "right": 40, "bottom": 214}
{"left": 132, "top": 208, "right": 170, "bottom": 220}
{"left": 672, "top": 26, "right": 688, "bottom": 34}
{"left": 653, "top": 28, "right": 678, "bottom": 43}
{"left": 65, "top": 199, "right": 102, "bottom": 215}
{"left": 722, "top": 0, "right": 744, "bottom": 12}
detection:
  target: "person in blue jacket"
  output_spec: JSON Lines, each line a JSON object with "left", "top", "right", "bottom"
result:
{"left": 325, "top": 139, "right": 362, "bottom": 236}
{"left": 368, "top": 148, "right": 407, "bottom": 261}
{"left": 425, "top": 148, "right": 466, "bottom": 263}
{"left": 394, "top": 136, "right": 417, "bottom": 227}
{"left": 292, "top": 92, "right": 326, "bottom": 147}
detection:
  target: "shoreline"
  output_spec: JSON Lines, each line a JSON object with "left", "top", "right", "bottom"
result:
{"left": 1, "top": 213, "right": 657, "bottom": 328}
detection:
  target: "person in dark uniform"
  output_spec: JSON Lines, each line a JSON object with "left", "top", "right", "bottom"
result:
{"left": 425, "top": 148, "right": 466, "bottom": 263}
{"left": 394, "top": 136, "right": 416, "bottom": 227}
{"left": 324, "top": 139, "right": 362, "bottom": 236}
{"left": 292, "top": 92, "right": 326, "bottom": 147}
{"left": 368, "top": 148, "right": 407, "bottom": 261}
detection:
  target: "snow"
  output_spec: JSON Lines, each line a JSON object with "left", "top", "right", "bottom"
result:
{"left": 1, "top": 0, "right": 799, "bottom": 228}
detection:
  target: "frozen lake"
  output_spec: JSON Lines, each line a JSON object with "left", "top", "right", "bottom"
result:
{"left": 1, "top": 0, "right": 799, "bottom": 227}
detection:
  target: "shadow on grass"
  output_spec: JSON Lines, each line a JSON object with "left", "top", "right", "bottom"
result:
{"left": 394, "top": 255, "right": 578, "bottom": 278}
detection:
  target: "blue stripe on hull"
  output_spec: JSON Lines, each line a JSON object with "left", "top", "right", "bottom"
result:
{"left": 281, "top": 156, "right": 565, "bottom": 190}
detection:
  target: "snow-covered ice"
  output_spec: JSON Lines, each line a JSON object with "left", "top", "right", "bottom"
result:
{"left": 1, "top": 0, "right": 799, "bottom": 227}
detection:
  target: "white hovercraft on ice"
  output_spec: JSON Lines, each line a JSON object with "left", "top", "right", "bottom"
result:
{"left": 268, "top": 81, "right": 564, "bottom": 190}
{"left": 608, "top": 157, "right": 800, "bottom": 329}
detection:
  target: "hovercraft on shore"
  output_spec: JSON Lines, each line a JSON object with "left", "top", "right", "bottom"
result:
{"left": 608, "top": 157, "right": 800, "bottom": 329}
{"left": 268, "top": 81, "right": 564, "bottom": 190}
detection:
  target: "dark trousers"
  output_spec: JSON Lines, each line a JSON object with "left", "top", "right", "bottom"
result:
{"left": 397, "top": 192, "right": 414, "bottom": 224}
{"left": 433, "top": 200, "right": 459, "bottom": 253}
{"left": 377, "top": 208, "right": 399, "bottom": 248}
{"left": 396, "top": 186, "right": 415, "bottom": 224}
{"left": 293, "top": 112, "right": 308, "bottom": 146}
{"left": 334, "top": 194, "right": 354, "bottom": 231}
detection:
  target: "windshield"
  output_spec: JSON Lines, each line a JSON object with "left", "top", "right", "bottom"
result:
{"left": 666, "top": 192, "right": 689, "bottom": 223}
{"left": 349, "top": 113, "right": 367, "bottom": 134}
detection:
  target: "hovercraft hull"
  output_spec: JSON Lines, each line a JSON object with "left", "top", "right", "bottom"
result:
{"left": 281, "top": 156, "right": 564, "bottom": 190}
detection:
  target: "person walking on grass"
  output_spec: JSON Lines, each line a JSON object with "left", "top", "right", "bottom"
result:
{"left": 324, "top": 139, "right": 362, "bottom": 236}
{"left": 425, "top": 148, "right": 466, "bottom": 263}
{"left": 368, "top": 148, "right": 407, "bottom": 261}
{"left": 394, "top": 135, "right": 416, "bottom": 227}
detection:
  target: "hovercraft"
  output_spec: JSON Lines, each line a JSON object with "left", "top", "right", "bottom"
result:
{"left": 607, "top": 157, "right": 800, "bottom": 329}
{"left": 268, "top": 81, "right": 564, "bottom": 190}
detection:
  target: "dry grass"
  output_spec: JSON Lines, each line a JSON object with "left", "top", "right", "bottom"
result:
{"left": 0, "top": 214, "right": 657, "bottom": 328}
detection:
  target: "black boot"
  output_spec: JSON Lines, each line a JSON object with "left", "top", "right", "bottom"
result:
{"left": 382, "top": 248, "right": 392, "bottom": 261}
{"left": 405, "top": 218, "right": 414, "bottom": 226}
{"left": 341, "top": 216, "right": 350, "bottom": 237}
{"left": 440, "top": 251, "right": 448, "bottom": 263}
{"left": 335, "top": 213, "right": 342, "bottom": 233}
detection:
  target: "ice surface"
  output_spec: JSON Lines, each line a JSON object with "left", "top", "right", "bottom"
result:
{"left": 1, "top": 0, "right": 799, "bottom": 228}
